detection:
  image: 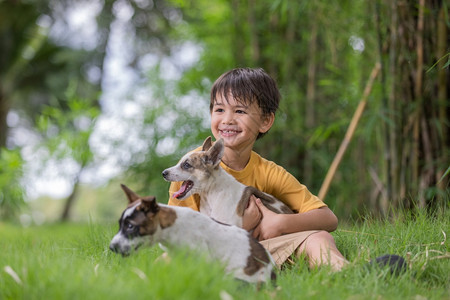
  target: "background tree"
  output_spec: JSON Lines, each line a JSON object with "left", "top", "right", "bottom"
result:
{"left": 376, "top": 0, "right": 449, "bottom": 212}
{"left": 0, "top": 148, "right": 24, "bottom": 220}
{"left": 0, "top": 0, "right": 101, "bottom": 149}
{"left": 155, "top": 0, "right": 386, "bottom": 216}
{"left": 1, "top": 0, "right": 448, "bottom": 221}
{"left": 0, "top": 0, "right": 101, "bottom": 218}
{"left": 0, "top": 0, "right": 190, "bottom": 220}
{"left": 149, "top": 0, "right": 448, "bottom": 216}
{"left": 35, "top": 83, "right": 100, "bottom": 221}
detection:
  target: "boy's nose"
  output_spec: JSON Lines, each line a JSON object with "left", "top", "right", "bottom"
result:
{"left": 222, "top": 111, "right": 235, "bottom": 124}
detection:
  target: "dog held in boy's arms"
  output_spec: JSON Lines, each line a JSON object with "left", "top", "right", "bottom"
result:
{"left": 109, "top": 184, "right": 276, "bottom": 284}
{"left": 162, "top": 137, "right": 294, "bottom": 228}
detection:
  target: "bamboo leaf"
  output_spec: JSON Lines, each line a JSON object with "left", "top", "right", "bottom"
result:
{"left": 426, "top": 52, "right": 450, "bottom": 73}
{"left": 438, "top": 166, "right": 450, "bottom": 184}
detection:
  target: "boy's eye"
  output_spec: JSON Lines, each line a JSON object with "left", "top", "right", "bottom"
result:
{"left": 236, "top": 110, "right": 246, "bottom": 114}
{"left": 214, "top": 108, "right": 224, "bottom": 113}
{"left": 182, "top": 161, "right": 192, "bottom": 169}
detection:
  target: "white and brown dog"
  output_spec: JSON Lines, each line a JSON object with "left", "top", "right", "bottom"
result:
{"left": 162, "top": 137, "right": 293, "bottom": 228}
{"left": 109, "top": 184, "right": 275, "bottom": 284}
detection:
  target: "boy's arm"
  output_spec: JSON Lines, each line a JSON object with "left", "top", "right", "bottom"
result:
{"left": 246, "top": 196, "right": 338, "bottom": 241}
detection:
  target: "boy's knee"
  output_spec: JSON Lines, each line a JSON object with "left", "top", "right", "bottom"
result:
{"left": 306, "top": 230, "right": 335, "bottom": 245}
{"left": 297, "top": 231, "right": 348, "bottom": 270}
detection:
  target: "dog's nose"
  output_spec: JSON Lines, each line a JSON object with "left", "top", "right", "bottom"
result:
{"left": 162, "top": 170, "right": 168, "bottom": 178}
{"left": 109, "top": 243, "right": 118, "bottom": 253}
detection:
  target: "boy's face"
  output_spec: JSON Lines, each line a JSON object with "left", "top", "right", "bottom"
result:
{"left": 210, "top": 94, "right": 274, "bottom": 151}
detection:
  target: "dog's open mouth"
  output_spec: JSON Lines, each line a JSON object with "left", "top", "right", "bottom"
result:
{"left": 172, "top": 180, "right": 194, "bottom": 199}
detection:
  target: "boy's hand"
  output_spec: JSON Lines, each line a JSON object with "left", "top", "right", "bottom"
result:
{"left": 242, "top": 195, "right": 262, "bottom": 231}
{"left": 252, "top": 198, "right": 284, "bottom": 241}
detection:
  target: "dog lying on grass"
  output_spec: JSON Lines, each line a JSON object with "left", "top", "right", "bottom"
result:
{"left": 109, "top": 184, "right": 276, "bottom": 284}
{"left": 162, "top": 136, "right": 294, "bottom": 228}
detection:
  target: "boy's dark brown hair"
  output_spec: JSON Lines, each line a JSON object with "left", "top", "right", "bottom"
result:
{"left": 210, "top": 68, "right": 280, "bottom": 139}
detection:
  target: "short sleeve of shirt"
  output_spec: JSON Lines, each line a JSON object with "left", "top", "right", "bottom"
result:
{"left": 221, "top": 152, "right": 326, "bottom": 213}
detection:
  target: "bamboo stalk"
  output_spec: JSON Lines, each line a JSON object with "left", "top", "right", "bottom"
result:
{"left": 318, "top": 62, "right": 381, "bottom": 201}
{"left": 388, "top": 0, "right": 399, "bottom": 211}
{"left": 375, "top": 0, "right": 391, "bottom": 211}
{"left": 231, "top": 0, "right": 245, "bottom": 66}
{"left": 415, "top": 0, "right": 425, "bottom": 100}
{"left": 247, "top": 0, "right": 260, "bottom": 64}
{"left": 303, "top": 18, "right": 318, "bottom": 186}
{"left": 414, "top": 0, "right": 425, "bottom": 207}
{"left": 436, "top": 5, "right": 448, "bottom": 192}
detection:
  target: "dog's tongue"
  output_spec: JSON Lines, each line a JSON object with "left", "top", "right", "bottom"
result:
{"left": 172, "top": 181, "right": 189, "bottom": 199}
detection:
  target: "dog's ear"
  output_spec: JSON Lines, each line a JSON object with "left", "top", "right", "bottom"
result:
{"left": 205, "top": 138, "right": 224, "bottom": 167}
{"left": 138, "top": 196, "right": 159, "bottom": 214}
{"left": 121, "top": 184, "right": 140, "bottom": 204}
{"left": 201, "top": 136, "right": 213, "bottom": 151}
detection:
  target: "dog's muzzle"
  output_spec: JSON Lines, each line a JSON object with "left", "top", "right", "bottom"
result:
{"left": 109, "top": 234, "right": 131, "bottom": 256}
{"left": 109, "top": 242, "right": 119, "bottom": 253}
{"left": 109, "top": 242, "right": 131, "bottom": 256}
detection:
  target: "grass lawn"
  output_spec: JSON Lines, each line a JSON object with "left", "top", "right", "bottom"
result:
{"left": 1, "top": 208, "right": 448, "bottom": 299}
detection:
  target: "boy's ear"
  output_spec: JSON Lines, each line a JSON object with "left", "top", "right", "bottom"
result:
{"left": 205, "top": 138, "right": 224, "bottom": 167}
{"left": 259, "top": 113, "right": 275, "bottom": 134}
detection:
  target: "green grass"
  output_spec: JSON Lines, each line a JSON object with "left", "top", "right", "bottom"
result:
{"left": 0, "top": 208, "right": 448, "bottom": 300}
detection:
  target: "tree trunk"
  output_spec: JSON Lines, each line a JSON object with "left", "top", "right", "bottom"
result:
{"left": 387, "top": 0, "right": 399, "bottom": 213}
{"left": 60, "top": 166, "right": 85, "bottom": 222}
{"left": 231, "top": 0, "right": 246, "bottom": 66}
{"left": 247, "top": 0, "right": 260, "bottom": 65}
{"left": 436, "top": 5, "right": 448, "bottom": 194}
{"left": 60, "top": 180, "right": 80, "bottom": 222}
{"left": 375, "top": 0, "right": 391, "bottom": 212}
{"left": 413, "top": 0, "right": 425, "bottom": 207}
{"left": 303, "top": 20, "right": 318, "bottom": 187}
{"left": 380, "top": 0, "right": 448, "bottom": 211}
{"left": 0, "top": 91, "right": 8, "bottom": 148}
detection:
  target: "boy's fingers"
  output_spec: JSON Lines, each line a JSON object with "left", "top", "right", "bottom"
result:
{"left": 247, "top": 196, "right": 256, "bottom": 209}
{"left": 243, "top": 196, "right": 262, "bottom": 232}
{"left": 248, "top": 195, "right": 258, "bottom": 207}
{"left": 254, "top": 198, "right": 270, "bottom": 213}
{"left": 245, "top": 197, "right": 260, "bottom": 218}
{"left": 252, "top": 226, "right": 260, "bottom": 240}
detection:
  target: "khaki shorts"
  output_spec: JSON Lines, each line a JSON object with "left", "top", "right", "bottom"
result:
{"left": 260, "top": 231, "right": 319, "bottom": 267}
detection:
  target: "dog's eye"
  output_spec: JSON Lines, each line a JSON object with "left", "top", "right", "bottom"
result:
{"left": 126, "top": 222, "right": 135, "bottom": 230}
{"left": 181, "top": 161, "right": 192, "bottom": 170}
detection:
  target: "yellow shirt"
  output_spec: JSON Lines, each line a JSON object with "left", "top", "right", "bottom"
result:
{"left": 168, "top": 149, "right": 326, "bottom": 213}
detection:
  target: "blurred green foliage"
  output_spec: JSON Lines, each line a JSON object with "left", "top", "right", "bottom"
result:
{"left": 37, "top": 81, "right": 100, "bottom": 167}
{"left": 0, "top": 149, "right": 25, "bottom": 220}
{"left": 0, "top": 0, "right": 447, "bottom": 222}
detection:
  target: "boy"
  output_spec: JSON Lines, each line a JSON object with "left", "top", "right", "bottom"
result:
{"left": 168, "top": 68, "right": 404, "bottom": 272}
{"left": 168, "top": 67, "right": 348, "bottom": 270}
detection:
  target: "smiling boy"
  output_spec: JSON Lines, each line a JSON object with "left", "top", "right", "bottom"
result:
{"left": 168, "top": 68, "right": 406, "bottom": 274}
{"left": 168, "top": 68, "right": 349, "bottom": 270}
